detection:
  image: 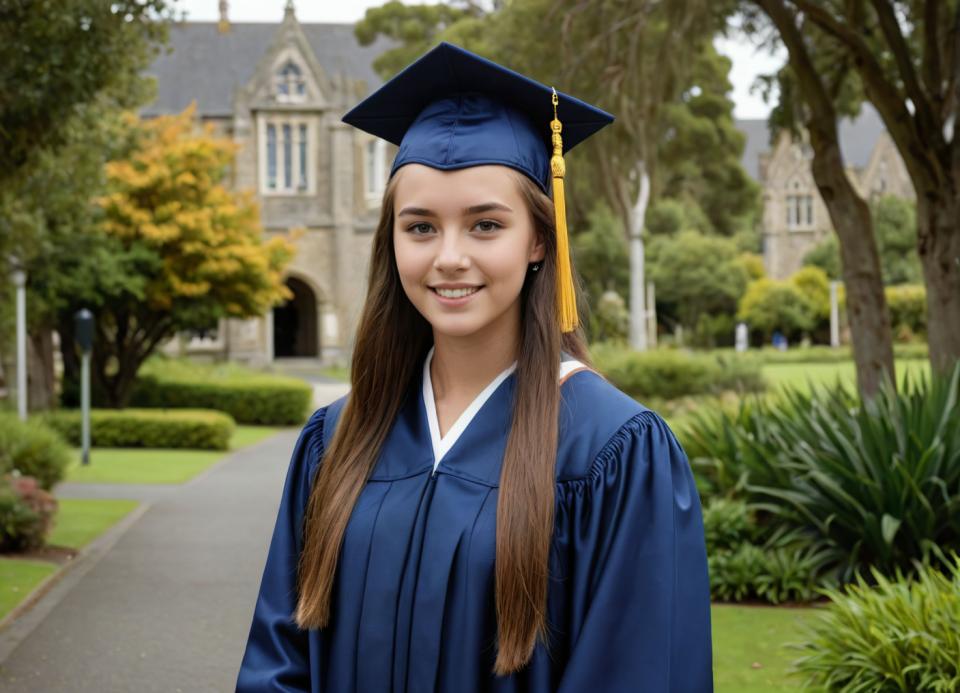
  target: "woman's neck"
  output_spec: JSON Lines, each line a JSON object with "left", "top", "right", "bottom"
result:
{"left": 429, "top": 313, "right": 520, "bottom": 406}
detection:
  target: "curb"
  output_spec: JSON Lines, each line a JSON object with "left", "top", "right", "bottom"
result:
{"left": 0, "top": 500, "right": 152, "bottom": 665}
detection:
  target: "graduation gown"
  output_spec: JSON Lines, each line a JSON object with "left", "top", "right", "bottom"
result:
{"left": 236, "top": 356, "right": 713, "bottom": 692}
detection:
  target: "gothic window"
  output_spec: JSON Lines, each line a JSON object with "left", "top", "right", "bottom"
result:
{"left": 266, "top": 124, "right": 277, "bottom": 190}
{"left": 786, "top": 194, "right": 814, "bottom": 229}
{"left": 365, "top": 138, "right": 387, "bottom": 200}
{"left": 276, "top": 60, "right": 306, "bottom": 103}
{"left": 260, "top": 116, "right": 314, "bottom": 195}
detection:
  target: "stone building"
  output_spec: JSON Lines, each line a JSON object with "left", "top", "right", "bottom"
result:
{"left": 736, "top": 105, "right": 915, "bottom": 279}
{"left": 143, "top": 2, "right": 395, "bottom": 366}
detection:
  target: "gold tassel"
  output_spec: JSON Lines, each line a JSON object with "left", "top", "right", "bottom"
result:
{"left": 550, "top": 88, "right": 578, "bottom": 332}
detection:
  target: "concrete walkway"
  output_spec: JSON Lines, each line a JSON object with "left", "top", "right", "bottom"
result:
{"left": 0, "top": 383, "right": 349, "bottom": 692}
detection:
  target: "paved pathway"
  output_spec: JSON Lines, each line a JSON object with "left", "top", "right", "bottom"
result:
{"left": 0, "top": 383, "right": 349, "bottom": 692}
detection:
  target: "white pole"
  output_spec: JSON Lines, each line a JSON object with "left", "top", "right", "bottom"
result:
{"left": 13, "top": 268, "right": 27, "bottom": 421}
{"left": 830, "top": 280, "right": 840, "bottom": 348}
{"left": 646, "top": 281, "right": 657, "bottom": 349}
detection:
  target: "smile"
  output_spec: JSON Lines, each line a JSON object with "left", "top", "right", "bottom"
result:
{"left": 432, "top": 286, "right": 482, "bottom": 298}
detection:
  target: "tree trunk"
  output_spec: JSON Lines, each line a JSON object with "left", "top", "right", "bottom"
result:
{"left": 917, "top": 196, "right": 960, "bottom": 373}
{"left": 808, "top": 145, "right": 895, "bottom": 397}
{"left": 628, "top": 162, "right": 651, "bottom": 351}
{"left": 26, "top": 327, "right": 55, "bottom": 411}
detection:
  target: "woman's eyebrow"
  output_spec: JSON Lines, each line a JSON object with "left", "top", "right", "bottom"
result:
{"left": 397, "top": 202, "right": 514, "bottom": 217}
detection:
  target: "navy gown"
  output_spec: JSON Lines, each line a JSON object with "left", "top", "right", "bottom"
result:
{"left": 236, "top": 358, "right": 713, "bottom": 692}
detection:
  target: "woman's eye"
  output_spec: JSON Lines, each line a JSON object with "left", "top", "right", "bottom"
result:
{"left": 474, "top": 220, "right": 502, "bottom": 233}
{"left": 408, "top": 223, "right": 434, "bottom": 235}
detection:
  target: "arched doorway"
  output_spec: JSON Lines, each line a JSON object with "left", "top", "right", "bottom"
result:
{"left": 273, "top": 276, "right": 319, "bottom": 357}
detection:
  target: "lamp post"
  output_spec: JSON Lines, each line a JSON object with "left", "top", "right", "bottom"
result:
{"left": 74, "top": 309, "right": 95, "bottom": 466}
{"left": 10, "top": 256, "right": 27, "bottom": 421}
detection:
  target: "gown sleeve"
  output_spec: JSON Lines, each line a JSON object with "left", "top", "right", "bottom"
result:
{"left": 235, "top": 406, "right": 327, "bottom": 693}
{"left": 554, "top": 410, "right": 713, "bottom": 692}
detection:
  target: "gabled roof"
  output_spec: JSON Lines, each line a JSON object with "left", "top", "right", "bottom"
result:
{"left": 734, "top": 102, "right": 889, "bottom": 182}
{"left": 141, "top": 22, "right": 393, "bottom": 117}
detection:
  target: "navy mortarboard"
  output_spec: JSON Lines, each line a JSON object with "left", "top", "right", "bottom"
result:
{"left": 342, "top": 41, "right": 615, "bottom": 333}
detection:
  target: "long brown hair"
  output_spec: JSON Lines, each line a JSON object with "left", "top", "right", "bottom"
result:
{"left": 294, "top": 165, "right": 589, "bottom": 676}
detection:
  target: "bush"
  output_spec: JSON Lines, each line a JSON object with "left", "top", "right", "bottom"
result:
{"left": 886, "top": 283, "right": 926, "bottom": 339}
{"left": 40, "top": 408, "right": 235, "bottom": 450}
{"left": 129, "top": 355, "right": 312, "bottom": 425}
{"left": 0, "top": 413, "right": 71, "bottom": 490}
{"left": 737, "top": 277, "right": 816, "bottom": 343}
{"left": 685, "top": 364, "right": 960, "bottom": 583}
{"left": 0, "top": 474, "right": 58, "bottom": 552}
{"left": 793, "top": 554, "right": 960, "bottom": 692}
{"left": 590, "top": 345, "right": 766, "bottom": 400}
{"left": 709, "top": 541, "right": 834, "bottom": 605}
{"left": 702, "top": 497, "right": 754, "bottom": 554}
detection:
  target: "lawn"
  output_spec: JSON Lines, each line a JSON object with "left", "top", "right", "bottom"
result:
{"left": 0, "top": 559, "right": 58, "bottom": 622}
{"left": 47, "top": 499, "right": 140, "bottom": 549}
{"left": 712, "top": 604, "right": 824, "bottom": 692}
{"left": 762, "top": 358, "right": 929, "bottom": 392}
{"left": 63, "top": 424, "right": 282, "bottom": 484}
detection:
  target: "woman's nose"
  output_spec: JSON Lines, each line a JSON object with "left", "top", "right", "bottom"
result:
{"left": 433, "top": 230, "right": 470, "bottom": 272}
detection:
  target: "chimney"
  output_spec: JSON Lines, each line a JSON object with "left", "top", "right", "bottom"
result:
{"left": 218, "top": 0, "right": 230, "bottom": 34}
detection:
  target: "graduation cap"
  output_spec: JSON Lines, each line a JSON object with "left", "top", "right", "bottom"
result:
{"left": 342, "top": 41, "right": 615, "bottom": 332}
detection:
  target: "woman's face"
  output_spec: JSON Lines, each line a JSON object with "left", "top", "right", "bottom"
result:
{"left": 392, "top": 164, "right": 545, "bottom": 341}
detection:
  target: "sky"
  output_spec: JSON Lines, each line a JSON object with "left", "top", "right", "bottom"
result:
{"left": 174, "top": 0, "right": 786, "bottom": 120}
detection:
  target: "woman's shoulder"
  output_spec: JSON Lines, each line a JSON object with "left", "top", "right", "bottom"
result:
{"left": 556, "top": 365, "right": 671, "bottom": 483}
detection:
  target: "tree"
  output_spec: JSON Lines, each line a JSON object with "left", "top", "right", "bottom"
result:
{"left": 0, "top": 0, "right": 175, "bottom": 409}
{"left": 751, "top": 0, "right": 960, "bottom": 375}
{"left": 648, "top": 230, "right": 749, "bottom": 339}
{"left": 743, "top": 1, "right": 895, "bottom": 397}
{"left": 0, "top": 0, "right": 174, "bottom": 187}
{"left": 60, "top": 106, "right": 297, "bottom": 408}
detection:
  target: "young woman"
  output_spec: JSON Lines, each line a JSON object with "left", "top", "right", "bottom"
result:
{"left": 237, "top": 42, "right": 713, "bottom": 692}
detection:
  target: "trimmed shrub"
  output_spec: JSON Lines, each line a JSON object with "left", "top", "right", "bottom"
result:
{"left": 709, "top": 342, "right": 929, "bottom": 364}
{"left": 0, "top": 413, "right": 71, "bottom": 490}
{"left": 129, "top": 355, "right": 313, "bottom": 425}
{"left": 737, "top": 277, "right": 816, "bottom": 343}
{"left": 40, "top": 408, "right": 235, "bottom": 451}
{"left": 793, "top": 555, "right": 960, "bottom": 692}
{"left": 590, "top": 345, "right": 766, "bottom": 401}
{"left": 0, "top": 474, "right": 58, "bottom": 552}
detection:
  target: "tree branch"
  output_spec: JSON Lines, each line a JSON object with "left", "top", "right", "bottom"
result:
{"left": 921, "top": 0, "right": 943, "bottom": 104}
{"left": 868, "top": 0, "right": 942, "bottom": 150}
{"left": 786, "top": 0, "right": 943, "bottom": 191}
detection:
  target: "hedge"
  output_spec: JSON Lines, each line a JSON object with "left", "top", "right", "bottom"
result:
{"left": 129, "top": 356, "right": 313, "bottom": 425}
{"left": 589, "top": 344, "right": 766, "bottom": 400}
{"left": 39, "top": 408, "right": 235, "bottom": 451}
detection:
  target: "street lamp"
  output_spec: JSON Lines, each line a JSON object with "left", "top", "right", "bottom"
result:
{"left": 74, "top": 309, "right": 95, "bottom": 466}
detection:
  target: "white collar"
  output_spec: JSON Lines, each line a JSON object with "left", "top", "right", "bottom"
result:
{"left": 422, "top": 345, "right": 517, "bottom": 470}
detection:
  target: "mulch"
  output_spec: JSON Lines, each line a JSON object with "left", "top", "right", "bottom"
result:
{"left": 0, "top": 545, "right": 80, "bottom": 566}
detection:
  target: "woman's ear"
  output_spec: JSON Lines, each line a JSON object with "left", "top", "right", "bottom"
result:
{"left": 529, "top": 231, "right": 546, "bottom": 264}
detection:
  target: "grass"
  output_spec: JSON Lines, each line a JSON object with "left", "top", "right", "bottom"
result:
{"left": 0, "top": 559, "right": 58, "bottom": 621}
{"left": 762, "top": 359, "right": 930, "bottom": 392}
{"left": 712, "top": 604, "right": 824, "bottom": 692}
{"left": 47, "top": 499, "right": 140, "bottom": 549}
{"left": 64, "top": 424, "right": 282, "bottom": 485}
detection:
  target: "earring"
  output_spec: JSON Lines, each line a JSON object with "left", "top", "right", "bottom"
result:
{"left": 530, "top": 262, "right": 542, "bottom": 272}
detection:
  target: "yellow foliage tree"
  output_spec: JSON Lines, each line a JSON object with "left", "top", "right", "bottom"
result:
{"left": 90, "top": 103, "right": 296, "bottom": 407}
